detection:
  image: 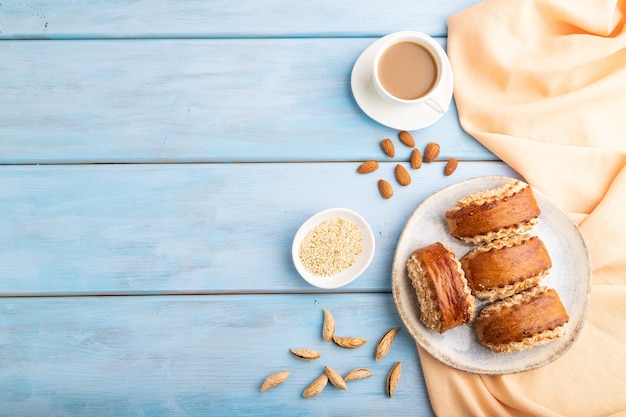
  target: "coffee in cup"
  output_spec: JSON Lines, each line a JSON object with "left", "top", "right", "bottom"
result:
{"left": 377, "top": 42, "right": 438, "bottom": 100}
{"left": 372, "top": 32, "right": 450, "bottom": 114}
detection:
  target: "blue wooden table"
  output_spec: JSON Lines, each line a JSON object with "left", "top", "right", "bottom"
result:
{"left": 0, "top": 1, "right": 520, "bottom": 415}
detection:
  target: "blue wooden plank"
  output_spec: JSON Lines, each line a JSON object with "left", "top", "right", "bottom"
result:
{"left": 0, "top": 1, "right": 499, "bottom": 415}
{"left": 0, "top": 293, "right": 435, "bottom": 416}
{"left": 0, "top": 161, "right": 520, "bottom": 295}
{"left": 0, "top": 38, "right": 492, "bottom": 165}
{"left": 0, "top": 0, "right": 478, "bottom": 39}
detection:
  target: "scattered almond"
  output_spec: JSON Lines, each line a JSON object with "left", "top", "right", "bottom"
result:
{"left": 378, "top": 179, "right": 393, "bottom": 199}
{"left": 343, "top": 368, "right": 373, "bottom": 381}
{"left": 325, "top": 366, "right": 348, "bottom": 390}
{"left": 332, "top": 335, "right": 367, "bottom": 349}
{"left": 357, "top": 160, "right": 379, "bottom": 174}
{"left": 381, "top": 139, "right": 395, "bottom": 158}
{"left": 262, "top": 308, "right": 408, "bottom": 399}
{"left": 424, "top": 142, "right": 440, "bottom": 162}
{"left": 261, "top": 370, "right": 290, "bottom": 392}
{"left": 410, "top": 148, "right": 423, "bottom": 169}
{"left": 395, "top": 165, "right": 411, "bottom": 186}
{"left": 322, "top": 308, "right": 335, "bottom": 342}
{"left": 375, "top": 327, "right": 401, "bottom": 361}
{"left": 398, "top": 131, "right": 415, "bottom": 148}
{"left": 290, "top": 348, "right": 321, "bottom": 361}
{"left": 386, "top": 362, "right": 402, "bottom": 398}
{"left": 303, "top": 373, "right": 328, "bottom": 398}
{"left": 445, "top": 158, "right": 458, "bottom": 176}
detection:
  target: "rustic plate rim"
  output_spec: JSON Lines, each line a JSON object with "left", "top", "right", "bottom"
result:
{"left": 391, "top": 175, "right": 592, "bottom": 375}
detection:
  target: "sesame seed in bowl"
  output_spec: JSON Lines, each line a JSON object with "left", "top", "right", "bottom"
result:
{"left": 292, "top": 208, "right": 375, "bottom": 289}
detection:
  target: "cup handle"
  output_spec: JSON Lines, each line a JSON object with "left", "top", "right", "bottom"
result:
{"left": 424, "top": 97, "right": 447, "bottom": 114}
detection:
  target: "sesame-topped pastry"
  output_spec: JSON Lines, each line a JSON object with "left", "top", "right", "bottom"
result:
{"left": 460, "top": 234, "right": 552, "bottom": 301}
{"left": 406, "top": 242, "right": 476, "bottom": 333}
{"left": 475, "top": 286, "right": 569, "bottom": 354}
{"left": 445, "top": 180, "right": 541, "bottom": 245}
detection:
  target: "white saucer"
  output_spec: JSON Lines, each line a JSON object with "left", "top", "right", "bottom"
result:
{"left": 351, "top": 34, "right": 454, "bottom": 131}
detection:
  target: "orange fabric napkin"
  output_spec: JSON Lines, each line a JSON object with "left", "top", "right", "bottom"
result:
{"left": 418, "top": 0, "right": 626, "bottom": 416}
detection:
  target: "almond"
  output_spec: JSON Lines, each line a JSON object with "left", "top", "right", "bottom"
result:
{"left": 398, "top": 131, "right": 415, "bottom": 148}
{"left": 410, "top": 148, "right": 423, "bottom": 169}
{"left": 302, "top": 373, "right": 328, "bottom": 398}
{"left": 343, "top": 368, "right": 373, "bottom": 381}
{"left": 377, "top": 179, "right": 393, "bottom": 199}
{"left": 445, "top": 158, "right": 458, "bottom": 176}
{"left": 261, "top": 370, "right": 290, "bottom": 392}
{"left": 375, "top": 327, "right": 401, "bottom": 361}
{"left": 381, "top": 139, "right": 395, "bottom": 158}
{"left": 357, "top": 160, "right": 379, "bottom": 174}
{"left": 424, "top": 142, "right": 440, "bottom": 162}
{"left": 395, "top": 164, "right": 411, "bottom": 186}
{"left": 332, "top": 335, "right": 367, "bottom": 349}
{"left": 386, "top": 362, "right": 402, "bottom": 398}
{"left": 290, "top": 348, "right": 321, "bottom": 361}
{"left": 322, "top": 308, "right": 335, "bottom": 342}
{"left": 325, "top": 366, "right": 347, "bottom": 390}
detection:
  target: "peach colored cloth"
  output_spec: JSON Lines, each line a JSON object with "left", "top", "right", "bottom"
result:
{"left": 418, "top": 0, "right": 626, "bottom": 416}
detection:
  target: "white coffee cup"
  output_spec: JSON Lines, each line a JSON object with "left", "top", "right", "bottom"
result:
{"left": 372, "top": 32, "right": 451, "bottom": 114}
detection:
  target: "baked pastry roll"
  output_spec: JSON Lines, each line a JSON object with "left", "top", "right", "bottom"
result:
{"left": 445, "top": 180, "right": 541, "bottom": 245}
{"left": 475, "top": 286, "right": 569, "bottom": 353}
{"left": 406, "top": 242, "right": 476, "bottom": 333}
{"left": 460, "top": 234, "right": 552, "bottom": 301}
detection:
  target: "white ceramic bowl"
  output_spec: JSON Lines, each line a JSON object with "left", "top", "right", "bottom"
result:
{"left": 292, "top": 208, "right": 375, "bottom": 289}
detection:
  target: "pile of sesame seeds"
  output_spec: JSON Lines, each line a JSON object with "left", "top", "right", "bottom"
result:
{"left": 298, "top": 217, "right": 363, "bottom": 277}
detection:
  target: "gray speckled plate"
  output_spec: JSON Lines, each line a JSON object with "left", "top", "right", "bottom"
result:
{"left": 391, "top": 176, "right": 591, "bottom": 375}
